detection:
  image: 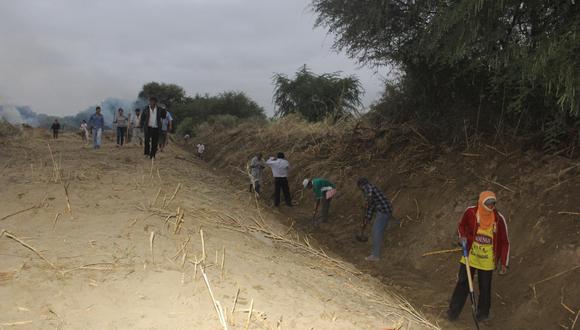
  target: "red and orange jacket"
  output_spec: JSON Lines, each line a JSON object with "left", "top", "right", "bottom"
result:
{"left": 457, "top": 206, "right": 510, "bottom": 268}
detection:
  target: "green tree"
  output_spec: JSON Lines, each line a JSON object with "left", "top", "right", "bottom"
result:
{"left": 273, "top": 65, "right": 363, "bottom": 122}
{"left": 138, "top": 82, "right": 186, "bottom": 109}
{"left": 312, "top": 0, "right": 580, "bottom": 144}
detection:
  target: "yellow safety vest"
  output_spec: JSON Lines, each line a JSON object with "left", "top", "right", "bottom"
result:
{"left": 461, "top": 225, "right": 495, "bottom": 271}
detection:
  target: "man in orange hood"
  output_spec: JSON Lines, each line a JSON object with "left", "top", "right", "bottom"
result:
{"left": 447, "top": 191, "right": 510, "bottom": 322}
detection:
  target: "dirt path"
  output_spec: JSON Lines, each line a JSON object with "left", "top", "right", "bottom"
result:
{"left": 0, "top": 132, "right": 436, "bottom": 329}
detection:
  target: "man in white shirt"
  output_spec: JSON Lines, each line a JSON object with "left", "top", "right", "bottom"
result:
{"left": 139, "top": 97, "right": 166, "bottom": 159}
{"left": 266, "top": 152, "right": 292, "bottom": 207}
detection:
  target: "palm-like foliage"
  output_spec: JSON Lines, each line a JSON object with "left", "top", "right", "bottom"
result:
{"left": 273, "top": 65, "right": 363, "bottom": 122}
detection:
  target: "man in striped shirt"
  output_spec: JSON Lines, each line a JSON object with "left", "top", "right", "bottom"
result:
{"left": 357, "top": 177, "right": 393, "bottom": 261}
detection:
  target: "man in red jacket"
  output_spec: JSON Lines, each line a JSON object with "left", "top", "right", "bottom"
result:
{"left": 448, "top": 191, "right": 510, "bottom": 322}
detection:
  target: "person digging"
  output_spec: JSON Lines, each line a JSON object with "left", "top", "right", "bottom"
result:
{"left": 303, "top": 178, "right": 336, "bottom": 227}
{"left": 447, "top": 191, "right": 510, "bottom": 324}
{"left": 356, "top": 177, "right": 393, "bottom": 262}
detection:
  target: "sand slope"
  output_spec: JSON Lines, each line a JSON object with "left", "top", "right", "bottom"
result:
{"left": 0, "top": 132, "right": 435, "bottom": 330}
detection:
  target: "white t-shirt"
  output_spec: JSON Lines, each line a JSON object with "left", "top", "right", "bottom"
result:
{"left": 197, "top": 144, "right": 205, "bottom": 153}
{"left": 80, "top": 123, "right": 88, "bottom": 132}
{"left": 266, "top": 158, "right": 290, "bottom": 178}
{"left": 148, "top": 107, "right": 158, "bottom": 128}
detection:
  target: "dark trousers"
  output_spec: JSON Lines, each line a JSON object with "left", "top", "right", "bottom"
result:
{"left": 53, "top": 130, "right": 58, "bottom": 139}
{"left": 116, "top": 127, "right": 127, "bottom": 146}
{"left": 144, "top": 127, "right": 159, "bottom": 159}
{"left": 449, "top": 264, "right": 493, "bottom": 319}
{"left": 274, "top": 177, "right": 291, "bottom": 206}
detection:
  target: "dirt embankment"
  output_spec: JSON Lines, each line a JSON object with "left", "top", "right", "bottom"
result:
{"left": 196, "top": 116, "right": 580, "bottom": 330}
{"left": 0, "top": 130, "right": 437, "bottom": 329}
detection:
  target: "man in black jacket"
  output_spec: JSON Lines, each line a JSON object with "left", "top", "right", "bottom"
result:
{"left": 139, "top": 97, "right": 166, "bottom": 159}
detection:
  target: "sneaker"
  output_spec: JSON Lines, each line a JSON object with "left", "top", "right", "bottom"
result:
{"left": 365, "top": 255, "right": 380, "bottom": 262}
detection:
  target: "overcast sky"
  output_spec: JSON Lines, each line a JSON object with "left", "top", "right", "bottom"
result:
{"left": 0, "top": 0, "right": 387, "bottom": 116}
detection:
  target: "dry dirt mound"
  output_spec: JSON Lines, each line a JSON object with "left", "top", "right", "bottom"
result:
{"left": 195, "top": 117, "right": 580, "bottom": 330}
{"left": 0, "top": 132, "right": 435, "bottom": 329}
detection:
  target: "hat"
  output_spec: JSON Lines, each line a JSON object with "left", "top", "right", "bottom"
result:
{"left": 302, "top": 178, "right": 310, "bottom": 189}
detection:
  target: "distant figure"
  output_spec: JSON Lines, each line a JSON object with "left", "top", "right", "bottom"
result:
{"left": 196, "top": 143, "right": 205, "bottom": 159}
{"left": 184, "top": 134, "right": 191, "bottom": 143}
{"left": 303, "top": 178, "right": 336, "bottom": 226}
{"left": 114, "top": 108, "right": 128, "bottom": 147}
{"left": 131, "top": 108, "right": 143, "bottom": 146}
{"left": 51, "top": 120, "right": 61, "bottom": 139}
{"left": 88, "top": 106, "right": 105, "bottom": 149}
{"left": 249, "top": 153, "right": 265, "bottom": 194}
{"left": 447, "top": 191, "right": 510, "bottom": 323}
{"left": 139, "top": 97, "right": 166, "bottom": 159}
{"left": 266, "top": 152, "right": 292, "bottom": 207}
{"left": 158, "top": 109, "right": 173, "bottom": 152}
{"left": 357, "top": 177, "right": 393, "bottom": 262}
{"left": 80, "top": 120, "right": 89, "bottom": 143}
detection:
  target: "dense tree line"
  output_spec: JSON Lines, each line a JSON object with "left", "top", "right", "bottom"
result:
{"left": 312, "top": 0, "right": 580, "bottom": 151}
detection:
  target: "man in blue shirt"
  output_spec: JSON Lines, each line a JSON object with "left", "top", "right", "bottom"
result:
{"left": 158, "top": 109, "right": 172, "bottom": 152}
{"left": 88, "top": 106, "right": 105, "bottom": 149}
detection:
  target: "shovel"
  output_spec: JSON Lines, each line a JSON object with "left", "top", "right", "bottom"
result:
{"left": 355, "top": 210, "right": 369, "bottom": 242}
{"left": 461, "top": 240, "right": 480, "bottom": 330}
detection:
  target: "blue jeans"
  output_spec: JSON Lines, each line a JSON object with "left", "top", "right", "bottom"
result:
{"left": 93, "top": 128, "right": 102, "bottom": 149}
{"left": 371, "top": 211, "right": 390, "bottom": 257}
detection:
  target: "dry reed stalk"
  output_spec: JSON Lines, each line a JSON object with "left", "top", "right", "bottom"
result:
{"left": 172, "top": 236, "right": 191, "bottom": 260}
{"left": 245, "top": 299, "right": 254, "bottom": 330}
{"left": 162, "top": 194, "right": 167, "bottom": 208}
{"left": 151, "top": 187, "right": 162, "bottom": 207}
{"left": 1, "top": 200, "right": 45, "bottom": 222}
{"left": 52, "top": 213, "right": 61, "bottom": 231}
{"left": 422, "top": 248, "right": 462, "bottom": 257}
{"left": 200, "top": 229, "right": 206, "bottom": 262}
{"left": 63, "top": 182, "right": 72, "bottom": 213}
{"left": 220, "top": 246, "right": 225, "bottom": 280}
{"left": 47, "top": 143, "right": 60, "bottom": 183}
{"left": 572, "top": 310, "right": 579, "bottom": 329}
{"left": 156, "top": 168, "right": 162, "bottom": 182}
{"left": 149, "top": 231, "right": 156, "bottom": 264}
{"left": 558, "top": 211, "right": 580, "bottom": 216}
{"left": 61, "top": 262, "right": 115, "bottom": 274}
{"left": 201, "top": 266, "right": 228, "bottom": 329}
{"left": 149, "top": 158, "right": 154, "bottom": 179}
{"left": 530, "top": 265, "right": 580, "bottom": 298}
{"left": 231, "top": 287, "right": 240, "bottom": 315}
{"left": 414, "top": 199, "right": 420, "bottom": 220}
{"left": 1, "top": 230, "right": 58, "bottom": 270}
{"left": 0, "top": 321, "right": 33, "bottom": 326}
{"left": 166, "top": 183, "right": 182, "bottom": 207}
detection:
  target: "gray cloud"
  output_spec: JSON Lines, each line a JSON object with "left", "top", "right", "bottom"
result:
{"left": 0, "top": 0, "right": 387, "bottom": 117}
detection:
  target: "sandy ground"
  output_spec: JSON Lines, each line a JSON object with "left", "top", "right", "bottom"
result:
{"left": 0, "top": 132, "right": 436, "bottom": 330}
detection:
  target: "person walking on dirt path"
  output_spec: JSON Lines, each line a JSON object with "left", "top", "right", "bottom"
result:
{"left": 131, "top": 108, "right": 143, "bottom": 146}
{"left": 249, "top": 153, "right": 265, "bottom": 194}
{"left": 114, "top": 108, "right": 128, "bottom": 147}
{"left": 266, "top": 152, "right": 292, "bottom": 207}
{"left": 158, "top": 109, "right": 172, "bottom": 152}
{"left": 196, "top": 143, "right": 205, "bottom": 160}
{"left": 357, "top": 177, "right": 393, "bottom": 262}
{"left": 88, "top": 106, "right": 105, "bottom": 149}
{"left": 51, "top": 119, "right": 61, "bottom": 139}
{"left": 447, "top": 191, "right": 510, "bottom": 323}
{"left": 80, "top": 120, "right": 89, "bottom": 144}
{"left": 303, "top": 178, "right": 336, "bottom": 226}
{"left": 139, "top": 97, "right": 166, "bottom": 159}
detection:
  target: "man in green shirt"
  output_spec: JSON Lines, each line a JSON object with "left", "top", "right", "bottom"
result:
{"left": 303, "top": 178, "right": 337, "bottom": 226}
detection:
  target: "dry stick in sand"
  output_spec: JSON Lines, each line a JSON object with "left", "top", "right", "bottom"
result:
{"left": 422, "top": 248, "right": 462, "bottom": 257}
{"left": 530, "top": 265, "right": 580, "bottom": 298}
{"left": 52, "top": 213, "right": 61, "bottom": 231}
{"left": 230, "top": 288, "right": 240, "bottom": 325}
{"left": 245, "top": 298, "right": 254, "bottom": 330}
{"left": 1, "top": 203, "right": 43, "bottom": 222}
{"left": 572, "top": 310, "right": 580, "bottom": 330}
{"left": 1, "top": 230, "right": 58, "bottom": 270}
{"left": 220, "top": 247, "right": 225, "bottom": 280}
{"left": 200, "top": 229, "right": 206, "bottom": 262}
{"left": 166, "top": 183, "right": 182, "bottom": 206}
{"left": 47, "top": 143, "right": 60, "bottom": 183}
{"left": 0, "top": 321, "right": 33, "bottom": 326}
{"left": 63, "top": 182, "right": 72, "bottom": 213}
{"left": 201, "top": 266, "right": 228, "bottom": 329}
{"left": 151, "top": 187, "right": 162, "bottom": 208}
{"left": 558, "top": 211, "right": 580, "bottom": 216}
{"left": 149, "top": 231, "right": 156, "bottom": 264}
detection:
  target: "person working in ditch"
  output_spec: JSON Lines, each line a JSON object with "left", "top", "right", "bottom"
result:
{"left": 447, "top": 191, "right": 510, "bottom": 322}
{"left": 303, "top": 178, "right": 336, "bottom": 227}
{"left": 357, "top": 177, "right": 393, "bottom": 262}
{"left": 249, "top": 153, "right": 265, "bottom": 195}
{"left": 266, "top": 152, "right": 292, "bottom": 207}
